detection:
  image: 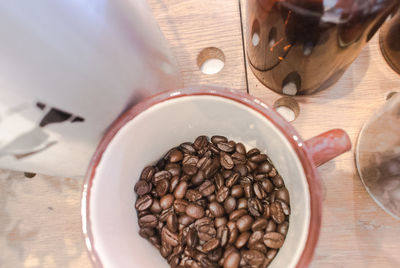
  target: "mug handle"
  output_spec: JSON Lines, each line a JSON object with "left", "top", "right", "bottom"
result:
{"left": 304, "top": 129, "right": 351, "bottom": 167}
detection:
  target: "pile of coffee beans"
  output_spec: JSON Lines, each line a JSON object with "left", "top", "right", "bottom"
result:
{"left": 134, "top": 135, "right": 290, "bottom": 268}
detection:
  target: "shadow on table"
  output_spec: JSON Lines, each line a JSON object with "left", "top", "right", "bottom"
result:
{"left": 352, "top": 173, "right": 400, "bottom": 267}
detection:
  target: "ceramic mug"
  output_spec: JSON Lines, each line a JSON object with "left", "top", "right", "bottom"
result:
{"left": 82, "top": 87, "right": 351, "bottom": 268}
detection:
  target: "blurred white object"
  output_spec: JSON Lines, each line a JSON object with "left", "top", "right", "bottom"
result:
{"left": 0, "top": 0, "right": 182, "bottom": 177}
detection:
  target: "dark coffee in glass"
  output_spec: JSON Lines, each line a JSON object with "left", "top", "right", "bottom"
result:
{"left": 247, "top": 0, "right": 399, "bottom": 95}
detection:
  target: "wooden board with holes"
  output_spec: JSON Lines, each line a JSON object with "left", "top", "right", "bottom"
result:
{"left": 1, "top": 1, "right": 400, "bottom": 267}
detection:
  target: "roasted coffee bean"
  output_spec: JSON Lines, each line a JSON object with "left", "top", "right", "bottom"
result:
{"left": 211, "top": 135, "right": 228, "bottom": 144}
{"left": 242, "top": 249, "right": 265, "bottom": 266}
{"left": 261, "top": 179, "right": 274, "bottom": 193}
{"left": 268, "top": 191, "right": 276, "bottom": 203}
{"left": 209, "top": 202, "right": 225, "bottom": 217}
{"left": 268, "top": 168, "right": 277, "bottom": 178}
{"left": 246, "top": 161, "right": 258, "bottom": 172}
{"left": 215, "top": 217, "right": 227, "bottom": 228}
{"left": 254, "top": 173, "right": 267, "bottom": 181}
{"left": 160, "top": 241, "right": 173, "bottom": 258}
{"left": 140, "top": 166, "right": 156, "bottom": 181}
{"left": 223, "top": 251, "right": 240, "bottom": 268}
{"left": 179, "top": 215, "right": 195, "bottom": 226}
{"left": 236, "top": 198, "right": 249, "bottom": 210}
{"left": 174, "top": 199, "right": 189, "bottom": 213}
{"left": 228, "top": 226, "right": 239, "bottom": 245}
{"left": 233, "top": 163, "right": 247, "bottom": 176}
{"left": 204, "top": 158, "right": 220, "bottom": 178}
{"left": 229, "top": 209, "right": 247, "bottom": 221}
{"left": 165, "top": 163, "right": 181, "bottom": 177}
{"left": 266, "top": 220, "right": 277, "bottom": 233}
{"left": 249, "top": 242, "right": 267, "bottom": 254}
{"left": 160, "top": 208, "right": 173, "bottom": 222}
{"left": 263, "top": 203, "right": 271, "bottom": 219}
{"left": 277, "top": 200, "right": 290, "bottom": 216}
{"left": 167, "top": 213, "right": 178, "bottom": 233}
{"left": 139, "top": 214, "right": 158, "bottom": 228}
{"left": 217, "top": 225, "right": 229, "bottom": 247}
{"left": 248, "top": 198, "right": 263, "bottom": 217}
{"left": 248, "top": 230, "right": 264, "bottom": 247}
{"left": 169, "top": 176, "right": 180, "bottom": 192}
{"left": 195, "top": 217, "right": 213, "bottom": 229}
{"left": 263, "top": 232, "right": 284, "bottom": 249}
{"left": 149, "top": 235, "right": 161, "bottom": 248}
{"left": 258, "top": 161, "right": 272, "bottom": 174}
{"left": 155, "top": 179, "right": 169, "bottom": 197}
{"left": 221, "top": 170, "right": 232, "bottom": 179}
{"left": 235, "top": 232, "right": 250, "bottom": 249}
{"left": 249, "top": 154, "right": 268, "bottom": 163}
{"left": 185, "top": 189, "right": 202, "bottom": 202}
{"left": 225, "top": 172, "right": 240, "bottom": 188}
{"left": 276, "top": 187, "right": 290, "bottom": 204}
{"left": 208, "top": 248, "right": 223, "bottom": 262}
{"left": 223, "top": 196, "right": 237, "bottom": 214}
{"left": 169, "top": 255, "right": 180, "bottom": 268}
{"left": 202, "top": 238, "right": 220, "bottom": 252}
{"left": 183, "top": 164, "right": 198, "bottom": 176}
{"left": 209, "top": 143, "right": 220, "bottom": 155}
{"left": 220, "top": 152, "right": 234, "bottom": 170}
{"left": 277, "top": 221, "right": 289, "bottom": 236}
{"left": 199, "top": 180, "right": 215, "bottom": 196}
{"left": 252, "top": 218, "right": 268, "bottom": 231}
{"left": 186, "top": 227, "right": 198, "bottom": 248}
{"left": 198, "top": 225, "right": 217, "bottom": 241}
{"left": 135, "top": 194, "right": 153, "bottom": 211}
{"left": 270, "top": 201, "right": 285, "bottom": 224}
{"left": 139, "top": 227, "right": 155, "bottom": 238}
{"left": 243, "top": 183, "right": 254, "bottom": 198}
{"left": 161, "top": 226, "right": 179, "bottom": 246}
{"left": 231, "top": 185, "right": 243, "bottom": 198}
{"left": 216, "top": 142, "right": 235, "bottom": 153}
{"left": 138, "top": 210, "right": 151, "bottom": 218}
{"left": 198, "top": 156, "right": 212, "bottom": 170}
{"left": 186, "top": 204, "right": 205, "bottom": 219}
{"left": 272, "top": 174, "right": 284, "bottom": 188}
{"left": 174, "top": 181, "right": 188, "bottom": 199}
{"left": 192, "top": 170, "right": 205, "bottom": 186}
{"left": 160, "top": 194, "right": 175, "bottom": 210}
{"left": 236, "top": 215, "right": 254, "bottom": 232}
{"left": 214, "top": 173, "right": 225, "bottom": 190}
{"left": 182, "top": 154, "right": 199, "bottom": 166}
{"left": 253, "top": 183, "right": 266, "bottom": 200}
{"left": 153, "top": 170, "right": 172, "bottom": 183}
{"left": 266, "top": 248, "right": 278, "bottom": 260}
{"left": 193, "top": 135, "right": 208, "bottom": 151}
{"left": 246, "top": 148, "right": 260, "bottom": 158}
{"left": 234, "top": 142, "right": 246, "bottom": 154}
{"left": 216, "top": 186, "right": 229, "bottom": 203}
{"left": 134, "top": 180, "right": 151, "bottom": 196}
{"left": 169, "top": 149, "right": 183, "bottom": 163}
{"left": 208, "top": 194, "right": 217, "bottom": 203}
{"left": 180, "top": 142, "right": 196, "bottom": 154}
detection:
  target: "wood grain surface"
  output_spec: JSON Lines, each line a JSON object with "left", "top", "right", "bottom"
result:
{"left": 1, "top": 1, "right": 399, "bottom": 267}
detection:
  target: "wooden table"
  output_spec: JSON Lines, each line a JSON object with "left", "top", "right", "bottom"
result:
{"left": 1, "top": 1, "right": 399, "bottom": 267}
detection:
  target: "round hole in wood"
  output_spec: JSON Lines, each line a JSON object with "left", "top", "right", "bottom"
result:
{"left": 24, "top": 172, "right": 36, "bottom": 178}
{"left": 197, "top": 47, "right": 225, "bottom": 75}
{"left": 386, "top": 91, "right": 398, "bottom": 100}
{"left": 273, "top": 97, "right": 300, "bottom": 122}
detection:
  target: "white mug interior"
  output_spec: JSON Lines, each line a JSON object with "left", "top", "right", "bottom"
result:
{"left": 85, "top": 95, "right": 311, "bottom": 268}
